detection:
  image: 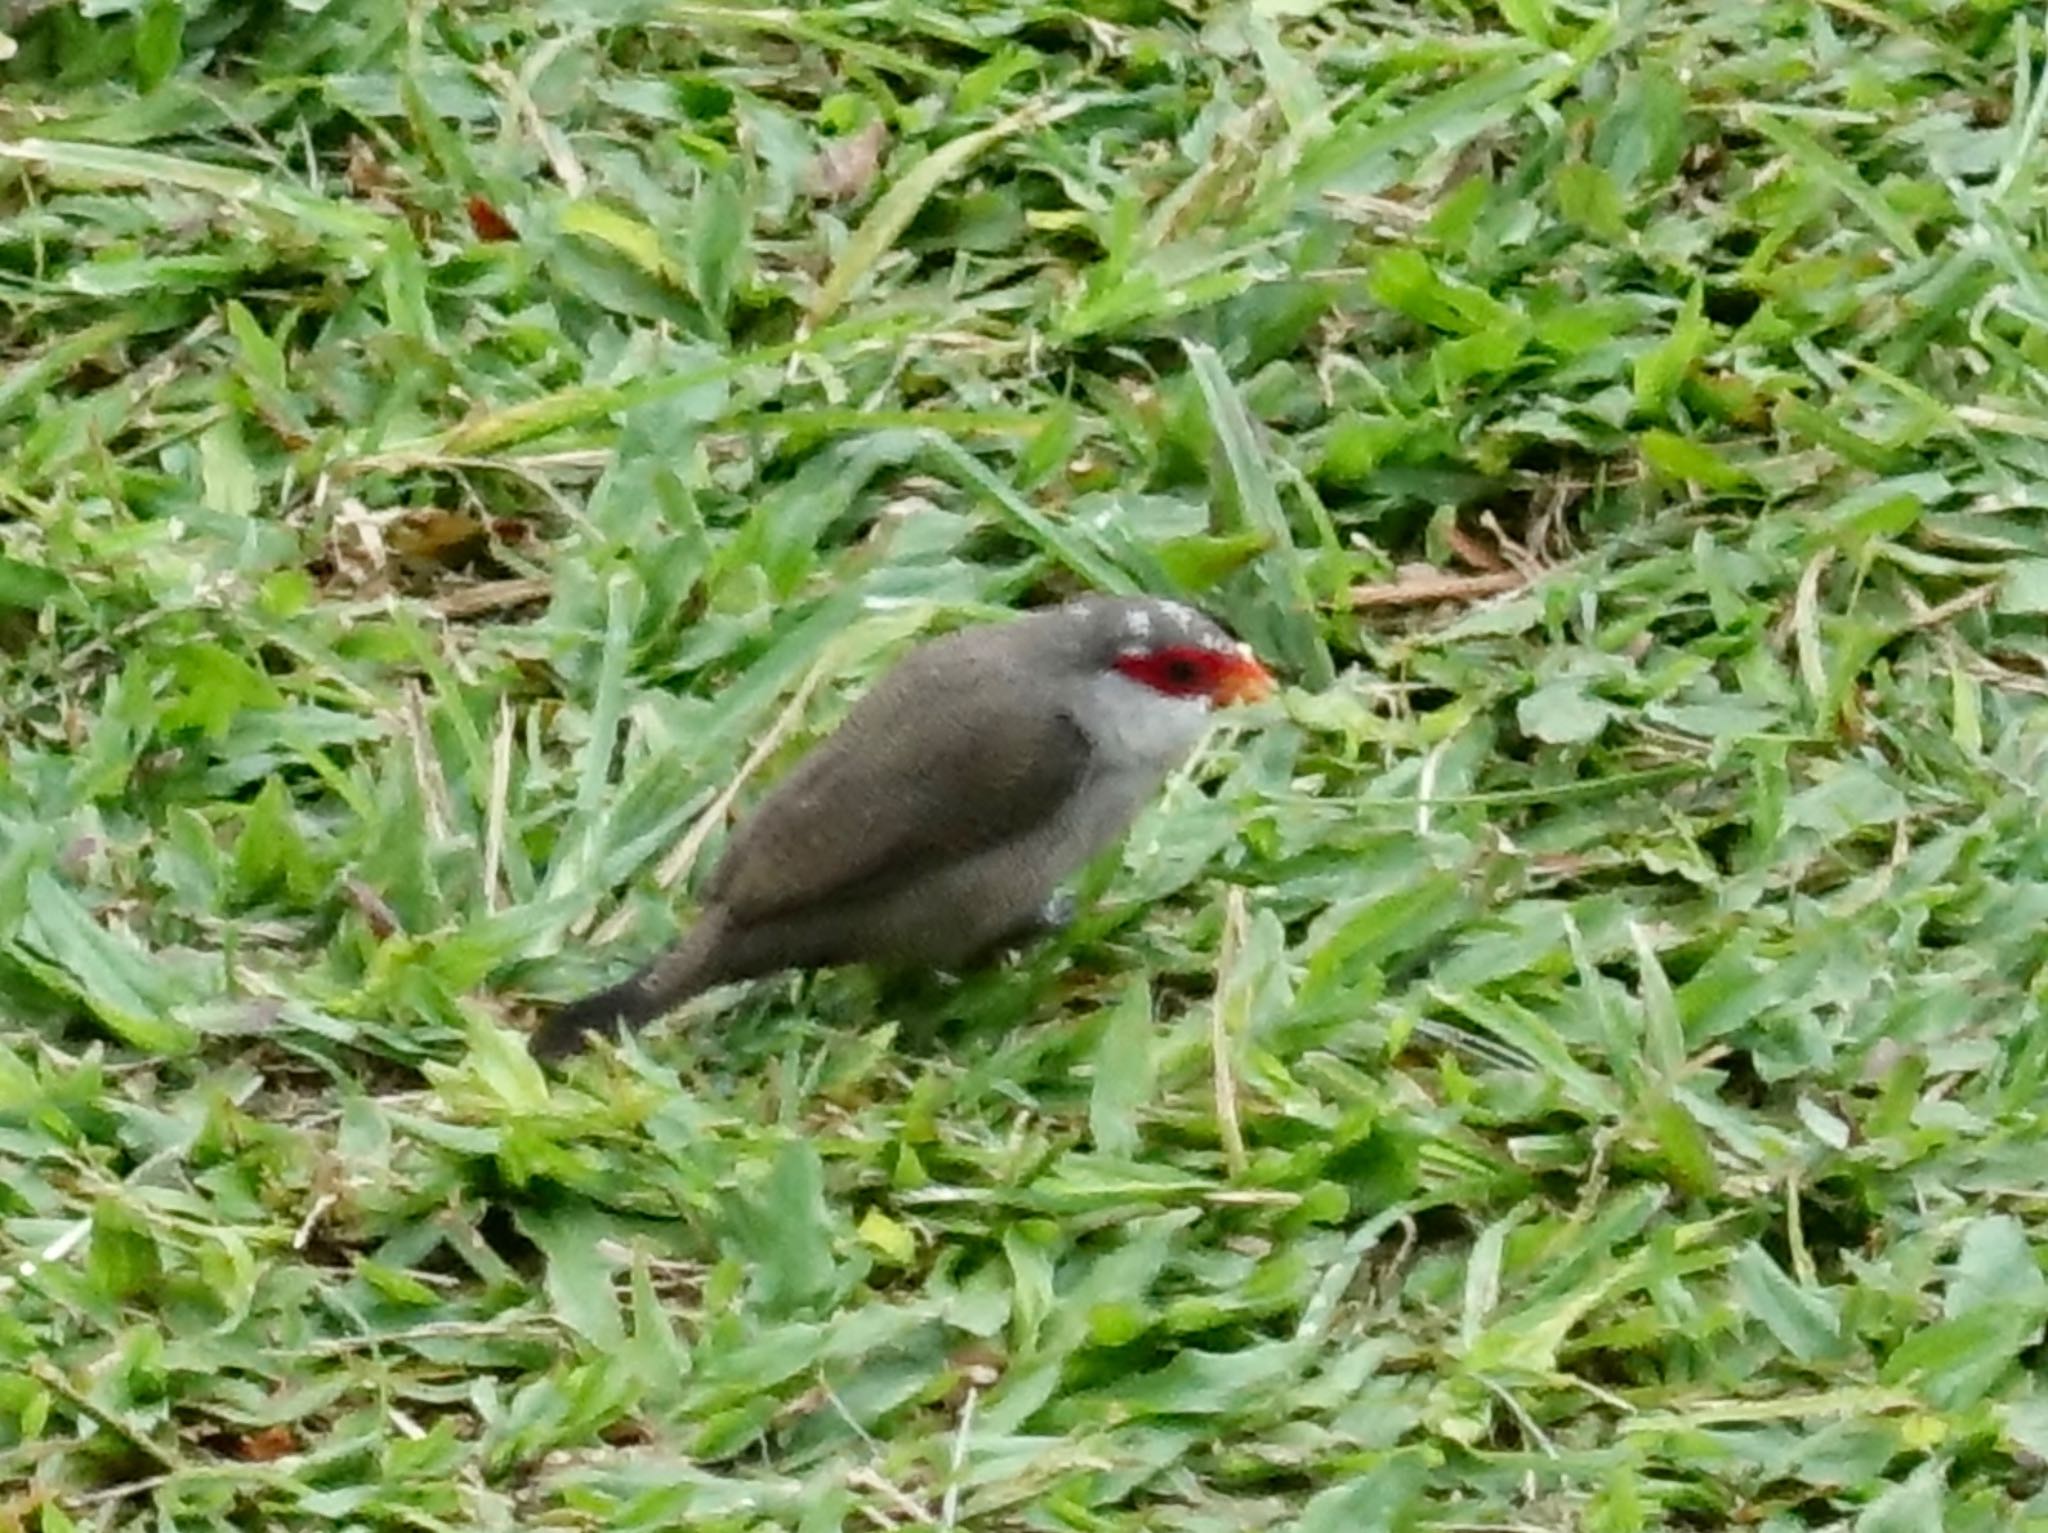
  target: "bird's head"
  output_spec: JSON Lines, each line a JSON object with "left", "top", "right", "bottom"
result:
{"left": 1027, "top": 595, "right": 1275, "bottom": 768}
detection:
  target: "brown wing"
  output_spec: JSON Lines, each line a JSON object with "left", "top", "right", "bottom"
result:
{"left": 702, "top": 637, "right": 1092, "bottom": 926}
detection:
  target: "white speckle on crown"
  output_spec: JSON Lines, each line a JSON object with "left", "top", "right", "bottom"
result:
{"left": 1124, "top": 608, "right": 1153, "bottom": 641}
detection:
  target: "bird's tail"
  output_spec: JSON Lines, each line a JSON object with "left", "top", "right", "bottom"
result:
{"left": 528, "top": 923, "right": 722, "bottom": 1063}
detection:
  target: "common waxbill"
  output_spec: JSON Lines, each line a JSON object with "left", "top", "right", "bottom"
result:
{"left": 531, "top": 595, "right": 1274, "bottom": 1061}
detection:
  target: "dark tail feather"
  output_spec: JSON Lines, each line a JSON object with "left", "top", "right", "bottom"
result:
{"left": 529, "top": 926, "right": 720, "bottom": 1063}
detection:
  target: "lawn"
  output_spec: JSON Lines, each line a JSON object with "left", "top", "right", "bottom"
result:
{"left": 5, "top": 0, "right": 2048, "bottom": 1527}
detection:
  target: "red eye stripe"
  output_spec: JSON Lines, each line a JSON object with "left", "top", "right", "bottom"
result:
{"left": 1113, "top": 645, "right": 1237, "bottom": 699}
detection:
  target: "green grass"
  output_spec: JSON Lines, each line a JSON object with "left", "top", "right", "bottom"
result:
{"left": 5, "top": 0, "right": 2048, "bottom": 1526}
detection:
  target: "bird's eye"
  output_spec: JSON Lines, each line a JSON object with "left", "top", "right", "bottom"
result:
{"left": 1165, "top": 657, "right": 1201, "bottom": 685}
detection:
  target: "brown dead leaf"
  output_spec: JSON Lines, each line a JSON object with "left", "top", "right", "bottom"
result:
{"left": 0, "top": 1487, "right": 48, "bottom": 1529}
{"left": 467, "top": 195, "right": 517, "bottom": 243}
{"left": 231, "top": 1425, "right": 301, "bottom": 1463}
{"left": 344, "top": 137, "right": 392, "bottom": 198}
{"left": 388, "top": 507, "right": 491, "bottom": 571}
{"left": 806, "top": 119, "right": 889, "bottom": 203}
{"left": 322, "top": 497, "right": 392, "bottom": 595}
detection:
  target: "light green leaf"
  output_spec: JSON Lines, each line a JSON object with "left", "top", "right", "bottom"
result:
{"left": 1089, "top": 978, "right": 1156, "bottom": 1158}
{"left": 1518, "top": 679, "right": 1618, "bottom": 744}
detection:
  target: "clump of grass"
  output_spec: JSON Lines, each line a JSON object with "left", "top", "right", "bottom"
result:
{"left": 5, "top": 0, "right": 2048, "bottom": 1527}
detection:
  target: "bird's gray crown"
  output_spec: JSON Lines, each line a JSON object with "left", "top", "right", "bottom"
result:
{"left": 1045, "top": 594, "right": 1234, "bottom": 664}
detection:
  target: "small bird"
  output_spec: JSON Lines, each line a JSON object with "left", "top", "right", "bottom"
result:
{"left": 530, "top": 595, "right": 1275, "bottom": 1061}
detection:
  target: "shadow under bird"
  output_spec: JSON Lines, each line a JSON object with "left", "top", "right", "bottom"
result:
{"left": 530, "top": 595, "right": 1276, "bottom": 1062}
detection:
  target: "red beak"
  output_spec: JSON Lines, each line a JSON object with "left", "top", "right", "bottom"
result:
{"left": 1214, "top": 651, "right": 1276, "bottom": 706}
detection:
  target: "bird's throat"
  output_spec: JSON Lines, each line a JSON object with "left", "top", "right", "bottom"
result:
{"left": 1071, "top": 670, "right": 1215, "bottom": 773}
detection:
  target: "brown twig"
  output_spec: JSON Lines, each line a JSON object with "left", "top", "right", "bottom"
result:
{"left": 1903, "top": 580, "right": 2000, "bottom": 632}
{"left": 430, "top": 576, "right": 551, "bottom": 620}
{"left": 1351, "top": 569, "right": 1527, "bottom": 609}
